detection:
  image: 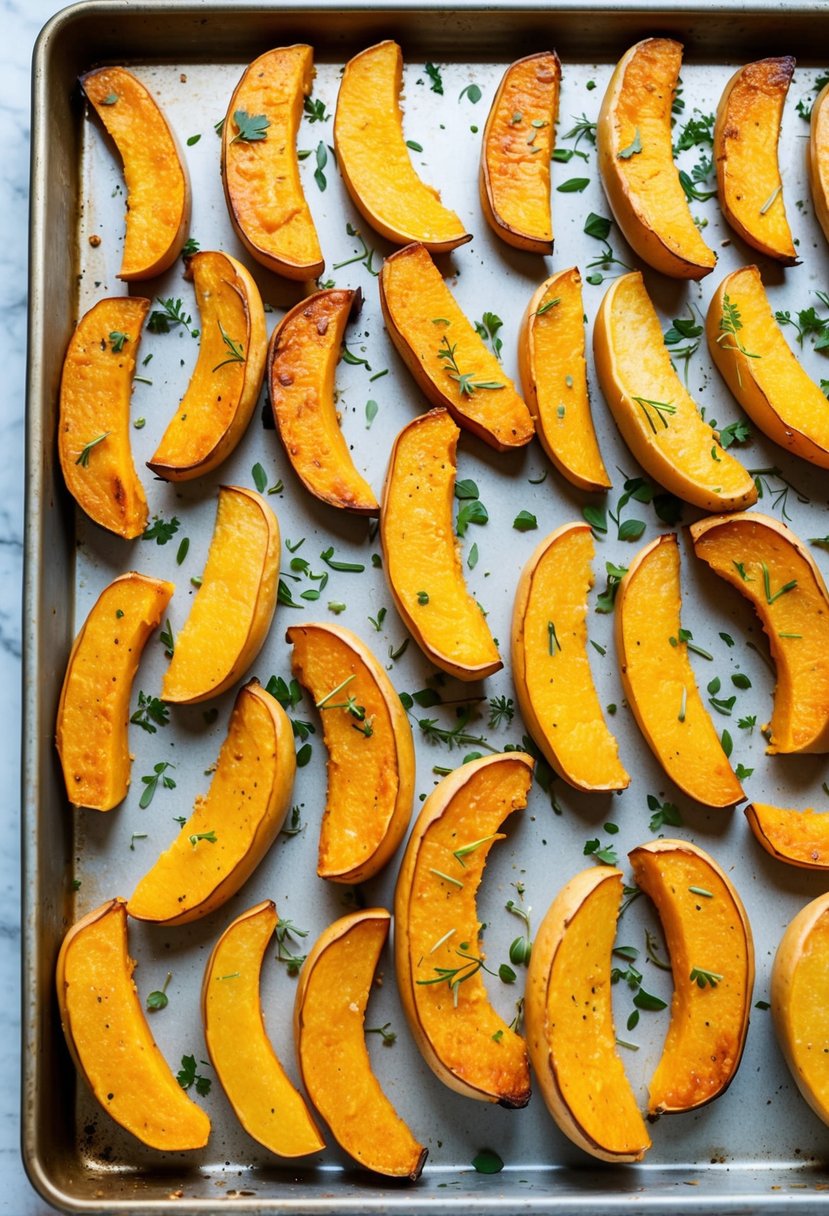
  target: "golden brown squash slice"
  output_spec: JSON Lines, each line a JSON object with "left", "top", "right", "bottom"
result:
{"left": 525, "top": 867, "right": 651, "bottom": 1163}
{"left": 57, "top": 899, "right": 210, "bottom": 1150}
{"left": 148, "top": 252, "right": 267, "bottom": 481}
{"left": 81, "top": 66, "right": 191, "bottom": 280}
{"left": 690, "top": 512, "right": 829, "bottom": 754}
{"left": 162, "top": 486, "right": 279, "bottom": 705}
{"left": 335, "top": 41, "right": 470, "bottom": 253}
{"left": 746, "top": 802, "right": 829, "bottom": 870}
{"left": 202, "top": 900, "right": 325, "bottom": 1157}
{"left": 630, "top": 840, "right": 754, "bottom": 1115}
{"left": 616, "top": 534, "right": 743, "bottom": 808}
{"left": 129, "top": 680, "right": 295, "bottom": 924}
{"left": 597, "top": 38, "right": 716, "bottom": 280}
{"left": 479, "top": 52, "right": 560, "bottom": 254}
{"left": 222, "top": 46, "right": 323, "bottom": 280}
{"left": 594, "top": 272, "right": 757, "bottom": 512}
{"left": 511, "top": 522, "right": 628, "bottom": 792}
{"left": 379, "top": 243, "right": 534, "bottom": 452}
{"left": 381, "top": 409, "right": 501, "bottom": 682}
{"left": 394, "top": 753, "right": 534, "bottom": 1107}
{"left": 714, "top": 58, "right": 797, "bottom": 264}
{"left": 810, "top": 83, "right": 829, "bottom": 247}
{"left": 56, "top": 572, "right": 173, "bottom": 812}
{"left": 295, "top": 909, "right": 427, "bottom": 1179}
{"left": 267, "top": 290, "right": 379, "bottom": 514}
{"left": 519, "top": 268, "right": 610, "bottom": 492}
{"left": 772, "top": 891, "right": 829, "bottom": 1127}
{"left": 58, "top": 296, "right": 149, "bottom": 539}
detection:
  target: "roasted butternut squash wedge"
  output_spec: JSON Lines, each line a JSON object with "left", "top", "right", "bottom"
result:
{"left": 479, "top": 52, "right": 560, "bottom": 254}
{"left": 512, "top": 523, "right": 628, "bottom": 792}
{"left": 267, "top": 290, "right": 379, "bottom": 514}
{"left": 594, "top": 272, "right": 756, "bottom": 512}
{"left": 706, "top": 266, "right": 829, "bottom": 468}
{"left": 690, "top": 512, "right": 829, "bottom": 754}
{"left": 810, "top": 83, "right": 829, "bottom": 247}
{"left": 56, "top": 572, "right": 173, "bottom": 812}
{"left": 714, "top": 58, "right": 797, "bottom": 264}
{"left": 81, "top": 66, "right": 190, "bottom": 280}
{"left": 57, "top": 899, "right": 210, "bottom": 1150}
{"left": 335, "top": 41, "right": 470, "bottom": 253}
{"left": 746, "top": 802, "right": 829, "bottom": 870}
{"left": 379, "top": 243, "right": 534, "bottom": 451}
{"left": 202, "top": 901, "right": 324, "bottom": 1156}
{"left": 148, "top": 252, "right": 267, "bottom": 481}
{"left": 162, "top": 486, "right": 279, "bottom": 704}
{"left": 597, "top": 38, "right": 716, "bottom": 279}
{"left": 295, "top": 909, "right": 427, "bottom": 1179}
{"left": 381, "top": 409, "right": 501, "bottom": 681}
{"left": 129, "top": 680, "right": 294, "bottom": 924}
{"left": 394, "top": 753, "right": 534, "bottom": 1107}
{"left": 222, "top": 46, "right": 323, "bottom": 280}
{"left": 616, "top": 534, "right": 743, "bottom": 807}
{"left": 629, "top": 840, "right": 754, "bottom": 1115}
{"left": 519, "top": 268, "right": 610, "bottom": 492}
{"left": 525, "top": 867, "right": 651, "bottom": 1163}
{"left": 59, "top": 296, "right": 149, "bottom": 539}
{"left": 772, "top": 891, "right": 829, "bottom": 1127}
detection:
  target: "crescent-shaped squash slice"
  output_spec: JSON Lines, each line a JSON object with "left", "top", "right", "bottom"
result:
{"left": 267, "top": 290, "right": 378, "bottom": 514}
{"left": 706, "top": 266, "right": 829, "bottom": 468}
{"left": 202, "top": 901, "right": 324, "bottom": 1156}
{"left": 381, "top": 409, "right": 501, "bottom": 681}
{"left": 746, "top": 802, "right": 829, "bottom": 870}
{"left": 714, "top": 58, "right": 797, "bottom": 265}
{"left": 148, "top": 252, "right": 267, "bottom": 481}
{"left": 56, "top": 572, "right": 173, "bottom": 812}
{"left": 379, "top": 243, "right": 535, "bottom": 452}
{"left": 690, "top": 512, "right": 829, "bottom": 754}
{"left": 616, "top": 534, "right": 743, "bottom": 807}
{"left": 629, "top": 840, "right": 754, "bottom": 1115}
{"left": 56, "top": 899, "right": 210, "bottom": 1150}
{"left": 597, "top": 38, "right": 716, "bottom": 280}
{"left": 394, "top": 753, "right": 534, "bottom": 1107}
{"left": 519, "top": 268, "right": 610, "bottom": 492}
{"left": 58, "top": 296, "right": 149, "bottom": 539}
{"left": 129, "top": 680, "right": 294, "bottom": 924}
{"left": 295, "top": 909, "right": 427, "bottom": 1179}
{"left": 810, "top": 83, "right": 829, "bottom": 248}
{"left": 334, "top": 41, "right": 470, "bottom": 253}
{"left": 594, "top": 272, "right": 757, "bottom": 512}
{"left": 162, "top": 486, "right": 279, "bottom": 705}
{"left": 772, "top": 891, "right": 829, "bottom": 1127}
{"left": 81, "top": 66, "right": 190, "bottom": 280}
{"left": 479, "top": 52, "right": 560, "bottom": 254}
{"left": 221, "top": 46, "right": 323, "bottom": 280}
{"left": 511, "top": 522, "right": 628, "bottom": 792}
{"left": 525, "top": 867, "right": 651, "bottom": 1163}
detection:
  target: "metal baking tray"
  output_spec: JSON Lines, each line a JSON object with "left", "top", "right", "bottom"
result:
{"left": 23, "top": 1, "right": 829, "bottom": 1211}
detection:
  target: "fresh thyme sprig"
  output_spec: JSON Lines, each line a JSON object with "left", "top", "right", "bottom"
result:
{"left": 717, "top": 293, "right": 760, "bottom": 386}
{"left": 437, "top": 335, "right": 504, "bottom": 396}
{"left": 274, "top": 917, "right": 309, "bottom": 976}
{"left": 632, "top": 396, "right": 677, "bottom": 434}
{"left": 212, "top": 321, "right": 245, "bottom": 372}
{"left": 75, "top": 432, "right": 110, "bottom": 467}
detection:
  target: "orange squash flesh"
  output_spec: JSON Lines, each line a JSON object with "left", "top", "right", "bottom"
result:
{"left": 479, "top": 52, "right": 560, "bottom": 254}
{"left": 394, "top": 754, "right": 534, "bottom": 1107}
{"left": 381, "top": 409, "right": 501, "bottom": 681}
{"left": 58, "top": 296, "right": 149, "bottom": 539}
{"left": 267, "top": 290, "right": 379, "bottom": 514}
{"left": 56, "top": 899, "right": 210, "bottom": 1150}
{"left": 56, "top": 572, "right": 173, "bottom": 812}
{"left": 335, "top": 41, "right": 469, "bottom": 253}
{"left": 714, "top": 58, "right": 797, "bottom": 264}
{"left": 746, "top": 802, "right": 829, "bottom": 870}
{"left": 148, "top": 252, "right": 267, "bottom": 481}
{"left": 222, "top": 46, "right": 323, "bottom": 280}
{"left": 810, "top": 83, "right": 829, "bottom": 248}
{"left": 295, "top": 910, "right": 427, "bottom": 1180}
{"left": 616, "top": 535, "right": 743, "bottom": 808}
{"left": 772, "top": 893, "right": 829, "bottom": 1127}
{"left": 690, "top": 512, "right": 829, "bottom": 754}
{"left": 128, "top": 681, "right": 294, "bottom": 924}
{"left": 202, "top": 901, "right": 324, "bottom": 1157}
{"left": 511, "top": 523, "right": 628, "bottom": 792}
{"left": 81, "top": 67, "right": 190, "bottom": 281}
{"left": 519, "top": 269, "right": 610, "bottom": 492}
{"left": 630, "top": 841, "right": 754, "bottom": 1115}
{"left": 379, "top": 243, "right": 535, "bottom": 452}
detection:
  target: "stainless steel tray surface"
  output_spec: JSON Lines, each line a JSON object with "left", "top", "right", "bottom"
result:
{"left": 23, "top": 3, "right": 829, "bottom": 1212}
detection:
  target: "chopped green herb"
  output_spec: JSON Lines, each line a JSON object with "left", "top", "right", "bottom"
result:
{"left": 513, "top": 510, "right": 537, "bottom": 532}
{"left": 556, "top": 177, "right": 590, "bottom": 193}
{"left": 617, "top": 127, "right": 642, "bottom": 158}
{"left": 139, "top": 761, "right": 176, "bottom": 810}
{"left": 231, "top": 109, "right": 270, "bottom": 143}
{"left": 176, "top": 1054, "right": 211, "bottom": 1096}
{"left": 690, "top": 966, "right": 723, "bottom": 989}
{"left": 75, "top": 432, "right": 110, "bottom": 467}
{"left": 459, "top": 83, "right": 482, "bottom": 103}
{"left": 648, "top": 794, "right": 682, "bottom": 833}
{"left": 131, "top": 691, "right": 170, "bottom": 735}
{"left": 142, "top": 515, "right": 180, "bottom": 545}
